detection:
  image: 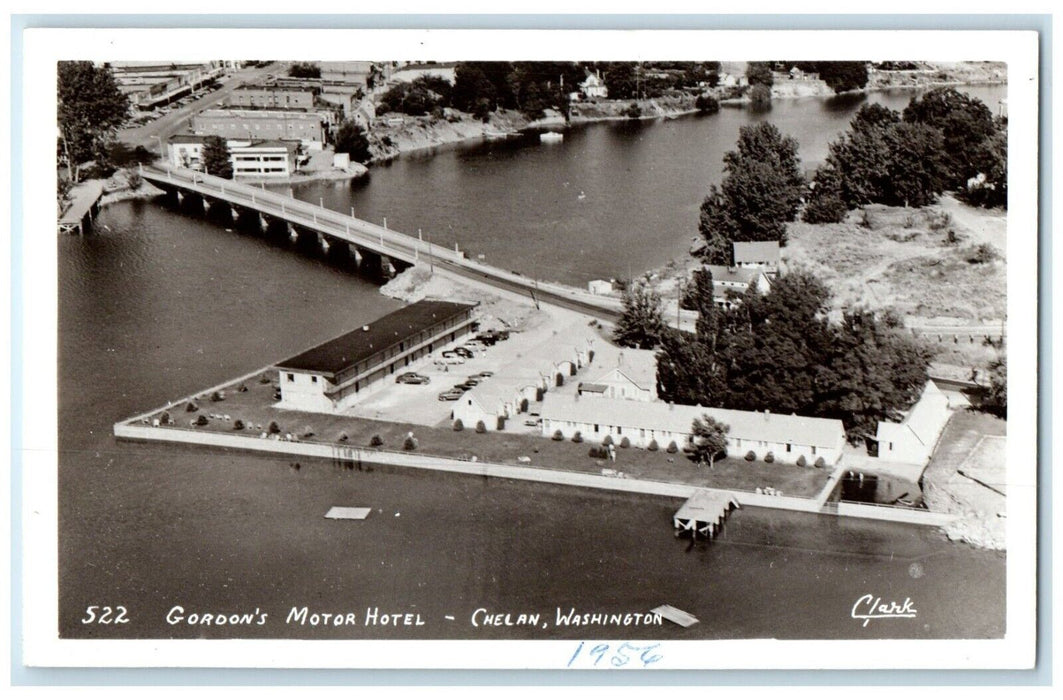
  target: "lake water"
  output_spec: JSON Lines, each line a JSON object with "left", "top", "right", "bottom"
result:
{"left": 58, "top": 85, "right": 1006, "bottom": 642}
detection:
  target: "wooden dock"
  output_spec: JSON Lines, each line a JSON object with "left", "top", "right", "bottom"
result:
{"left": 58, "top": 180, "right": 105, "bottom": 234}
{"left": 673, "top": 490, "right": 740, "bottom": 540}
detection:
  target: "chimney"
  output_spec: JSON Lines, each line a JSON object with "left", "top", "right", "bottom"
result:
{"left": 764, "top": 409, "right": 771, "bottom": 421}
{"left": 618, "top": 352, "right": 624, "bottom": 367}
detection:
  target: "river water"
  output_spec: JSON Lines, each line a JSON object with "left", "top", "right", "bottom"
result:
{"left": 58, "top": 86, "right": 1006, "bottom": 642}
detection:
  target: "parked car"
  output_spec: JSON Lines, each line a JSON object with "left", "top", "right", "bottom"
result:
{"left": 436, "top": 355, "right": 465, "bottom": 365}
{"left": 453, "top": 347, "right": 474, "bottom": 358}
{"left": 396, "top": 372, "right": 430, "bottom": 385}
{"left": 475, "top": 371, "right": 495, "bottom": 378}
{"left": 463, "top": 377, "right": 481, "bottom": 386}
{"left": 438, "top": 388, "right": 465, "bottom": 401}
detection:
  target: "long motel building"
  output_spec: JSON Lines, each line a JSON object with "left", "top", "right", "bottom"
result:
{"left": 275, "top": 300, "right": 477, "bottom": 413}
{"left": 540, "top": 393, "right": 847, "bottom": 466}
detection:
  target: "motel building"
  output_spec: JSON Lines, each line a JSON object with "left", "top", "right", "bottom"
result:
{"left": 540, "top": 394, "right": 847, "bottom": 466}
{"left": 275, "top": 300, "right": 477, "bottom": 414}
{"left": 871, "top": 381, "right": 952, "bottom": 465}
{"left": 702, "top": 264, "right": 773, "bottom": 310}
{"left": 230, "top": 140, "right": 299, "bottom": 178}
{"left": 732, "top": 240, "right": 781, "bottom": 278}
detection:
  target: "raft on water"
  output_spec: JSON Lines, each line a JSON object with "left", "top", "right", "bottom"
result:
{"left": 325, "top": 506, "right": 372, "bottom": 520}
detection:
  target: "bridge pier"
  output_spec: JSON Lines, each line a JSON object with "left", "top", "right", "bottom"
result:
{"left": 348, "top": 243, "right": 362, "bottom": 265}
{"left": 175, "top": 190, "right": 184, "bottom": 205}
{"left": 259, "top": 213, "right": 270, "bottom": 233}
{"left": 287, "top": 223, "right": 299, "bottom": 244}
{"left": 201, "top": 196, "right": 212, "bottom": 213}
{"left": 318, "top": 233, "right": 330, "bottom": 254}
{"left": 230, "top": 205, "right": 241, "bottom": 222}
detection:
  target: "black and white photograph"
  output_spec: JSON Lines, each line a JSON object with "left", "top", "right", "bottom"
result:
{"left": 15, "top": 22, "right": 1041, "bottom": 675}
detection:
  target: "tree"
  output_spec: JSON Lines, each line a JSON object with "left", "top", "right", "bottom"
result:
{"left": 749, "top": 84, "right": 772, "bottom": 110}
{"left": 902, "top": 87, "right": 997, "bottom": 189}
{"left": 288, "top": 62, "right": 320, "bottom": 79}
{"left": 201, "top": 136, "right": 232, "bottom": 179}
{"left": 452, "top": 63, "right": 498, "bottom": 115}
{"left": 982, "top": 353, "right": 1007, "bottom": 418}
{"left": 883, "top": 122, "right": 948, "bottom": 207}
{"left": 334, "top": 120, "right": 371, "bottom": 163}
{"left": 57, "top": 61, "right": 130, "bottom": 181}
{"left": 689, "top": 415, "right": 729, "bottom": 468}
{"left": 746, "top": 62, "right": 774, "bottom": 87}
{"left": 613, "top": 280, "right": 666, "bottom": 349}
{"left": 816, "top": 62, "right": 869, "bottom": 93}
{"left": 803, "top": 164, "right": 849, "bottom": 224}
{"left": 603, "top": 62, "right": 638, "bottom": 100}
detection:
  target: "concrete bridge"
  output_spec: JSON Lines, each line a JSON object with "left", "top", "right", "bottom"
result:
{"left": 139, "top": 165, "right": 622, "bottom": 322}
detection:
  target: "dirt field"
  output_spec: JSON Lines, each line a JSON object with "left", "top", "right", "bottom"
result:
{"left": 784, "top": 196, "right": 1006, "bottom": 377}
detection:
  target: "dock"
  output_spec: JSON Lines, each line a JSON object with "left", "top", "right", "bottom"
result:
{"left": 58, "top": 180, "right": 105, "bottom": 234}
{"left": 673, "top": 489, "right": 740, "bottom": 540}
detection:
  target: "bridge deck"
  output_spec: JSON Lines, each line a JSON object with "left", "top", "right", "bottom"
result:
{"left": 139, "top": 165, "right": 624, "bottom": 322}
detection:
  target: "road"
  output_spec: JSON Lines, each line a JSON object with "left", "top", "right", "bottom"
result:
{"left": 117, "top": 62, "right": 287, "bottom": 153}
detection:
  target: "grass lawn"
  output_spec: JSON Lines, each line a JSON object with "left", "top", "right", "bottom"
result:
{"left": 141, "top": 370, "right": 831, "bottom": 498}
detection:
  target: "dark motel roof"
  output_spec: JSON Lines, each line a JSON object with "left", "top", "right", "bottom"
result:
{"left": 275, "top": 300, "right": 476, "bottom": 378}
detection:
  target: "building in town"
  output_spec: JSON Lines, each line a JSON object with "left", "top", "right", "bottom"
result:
{"left": 732, "top": 240, "right": 780, "bottom": 277}
{"left": 702, "top": 264, "right": 773, "bottom": 309}
{"left": 230, "top": 140, "right": 298, "bottom": 178}
{"left": 540, "top": 394, "right": 847, "bottom": 465}
{"left": 319, "top": 61, "right": 374, "bottom": 88}
{"left": 110, "top": 61, "right": 226, "bottom": 110}
{"left": 166, "top": 134, "right": 207, "bottom": 170}
{"left": 275, "top": 300, "right": 478, "bottom": 413}
{"left": 192, "top": 108, "right": 327, "bottom": 150}
{"left": 873, "top": 381, "right": 952, "bottom": 465}
{"left": 579, "top": 70, "right": 608, "bottom": 99}
{"left": 577, "top": 348, "right": 658, "bottom": 402}
{"left": 229, "top": 84, "right": 318, "bottom": 110}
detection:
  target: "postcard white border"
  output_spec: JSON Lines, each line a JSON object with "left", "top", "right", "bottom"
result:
{"left": 19, "top": 27, "right": 1039, "bottom": 670}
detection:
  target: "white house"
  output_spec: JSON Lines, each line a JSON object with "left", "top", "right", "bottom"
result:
{"left": 580, "top": 70, "right": 608, "bottom": 99}
{"left": 452, "top": 384, "right": 520, "bottom": 432}
{"left": 732, "top": 241, "right": 780, "bottom": 277}
{"left": 702, "top": 265, "right": 773, "bottom": 309}
{"left": 540, "top": 394, "right": 847, "bottom": 466}
{"left": 166, "top": 134, "right": 207, "bottom": 170}
{"left": 578, "top": 348, "right": 658, "bottom": 402}
{"left": 587, "top": 279, "right": 614, "bottom": 295}
{"left": 874, "top": 381, "right": 952, "bottom": 465}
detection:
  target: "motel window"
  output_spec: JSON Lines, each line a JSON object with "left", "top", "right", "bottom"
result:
{"left": 311, "top": 376, "right": 318, "bottom": 384}
{"left": 889, "top": 442, "right": 893, "bottom": 451}
{"left": 812, "top": 446, "right": 817, "bottom": 455}
{"left": 286, "top": 373, "right": 294, "bottom": 382}
{"left": 617, "top": 427, "right": 622, "bottom": 435}
{"left": 786, "top": 443, "right": 792, "bottom": 453}
{"left": 593, "top": 424, "right": 599, "bottom": 433}
{"left": 640, "top": 429, "right": 645, "bottom": 438}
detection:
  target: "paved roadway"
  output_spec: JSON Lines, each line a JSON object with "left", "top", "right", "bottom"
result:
{"left": 117, "top": 62, "right": 287, "bottom": 153}
{"left": 140, "top": 165, "right": 624, "bottom": 323}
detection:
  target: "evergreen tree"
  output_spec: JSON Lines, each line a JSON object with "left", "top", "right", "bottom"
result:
{"left": 201, "top": 136, "right": 232, "bottom": 179}
{"left": 334, "top": 120, "right": 371, "bottom": 163}
{"left": 903, "top": 87, "right": 997, "bottom": 189}
{"left": 613, "top": 280, "right": 666, "bottom": 349}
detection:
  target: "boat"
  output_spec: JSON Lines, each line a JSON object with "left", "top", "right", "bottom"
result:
{"left": 539, "top": 131, "right": 564, "bottom": 143}
{"left": 483, "top": 129, "right": 511, "bottom": 140}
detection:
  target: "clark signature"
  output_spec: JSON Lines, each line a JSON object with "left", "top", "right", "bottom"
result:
{"left": 851, "top": 594, "right": 918, "bottom": 627}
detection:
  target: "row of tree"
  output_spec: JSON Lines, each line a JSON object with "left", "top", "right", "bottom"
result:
{"left": 614, "top": 268, "right": 933, "bottom": 440}
{"left": 57, "top": 61, "right": 130, "bottom": 181}
{"left": 746, "top": 61, "right": 870, "bottom": 93}
{"left": 805, "top": 88, "right": 1007, "bottom": 221}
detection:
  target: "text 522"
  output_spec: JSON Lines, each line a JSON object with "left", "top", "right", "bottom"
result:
{"left": 81, "top": 606, "right": 130, "bottom": 624}
{"left": 567, "top": 641, "right": 663, "bottom": 668}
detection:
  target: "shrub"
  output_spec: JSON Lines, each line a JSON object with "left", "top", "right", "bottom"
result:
{"left": 928, "top": 211, "right": 952, "bottom": 231}
{"left": 796, "top": 455, "right": 807, "bottom": 467}
{"left": 496, "top": 416, "right": 506, "bottom": 431}
{"left": 185, "top": 401, "right": 198, "bottom": 412}
{"left": 552, "top": 429, "right": 564, "bottom": 441}
{"left": 160, "top": 411, "right": 171, "bottom": 425}
{"left": 572, "top": 431, "right": 583, "bottom": 443}
{"left": 666, "top": 441, "right": 679, "bottom": 454}
{"left": 211, "top": 390, "right": 225, "bottom": 402}
{"left": 745, "top": 451, "right": 756, "bottom": 461}
{"left": 453, "top": 419, "right": 464, "bottom": 431}
{"left": 602, "top": 434, "right": 614, "bottom": 447}
{"left": 695, "top": 93, "right": 720, "bottom": 114}
{"left": 369, "top": 434, "right": 384, "bottom": 447}
{"left": 589, "top": 446, "right": 606, "bottom": 459}
{"left": 967, "top": 243, "right": 998, "bottom": 264}
{"left": 237, "top": 384, "right": 248, "bottom": 393}
{"left": 195, "top": 414, "right": 209, "bottom": 426}
{"left": 569, "top": 364, "right": 577, "bottom": 376}
{"left": 764, "top": 451, "right": 775, "bottom": 463}
{"left": 475, "top": 420, "right": 487, "bottom": 434}
{"left": 750, "top": 84, "right": 772, "bottom": 110}
{"left": 620, "top": 436, "right": 631, "bottom": 449}
{"left": 519, "top": 398, "right": 529, "bottom": 413}
{"left": 859, "top": 209, "right": 873, "bottom": 229}
{"left": 536, "top": 388, "right": 546, "bottom": 401}
{"left": 647, "top": 439, "right": 659, "bottom": 452}
{"left": 259, "top": 375, "right": 272, "bottom": 384}
{"left": 233, "top": 419, "right": 245, "bottom": 430}
{"left": 268, "top": 421, "right": 281, "bottom": 434}
{"left": 588, "top": 350, "right": 595, "bottom": 363}
{"left": 555, "top": 373, "right": 565, "bottom": 387}
{"left": 338, "top": 432, "right": 349, "bottom": 442}
{"left": 815, "top": 457, "right": 826, "bottom": 468}
{"left": 625, "top": 102, "right": 642, "bottom": 119}
{"left": 403, "top": 435, "right": 418, "bottom": 451}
